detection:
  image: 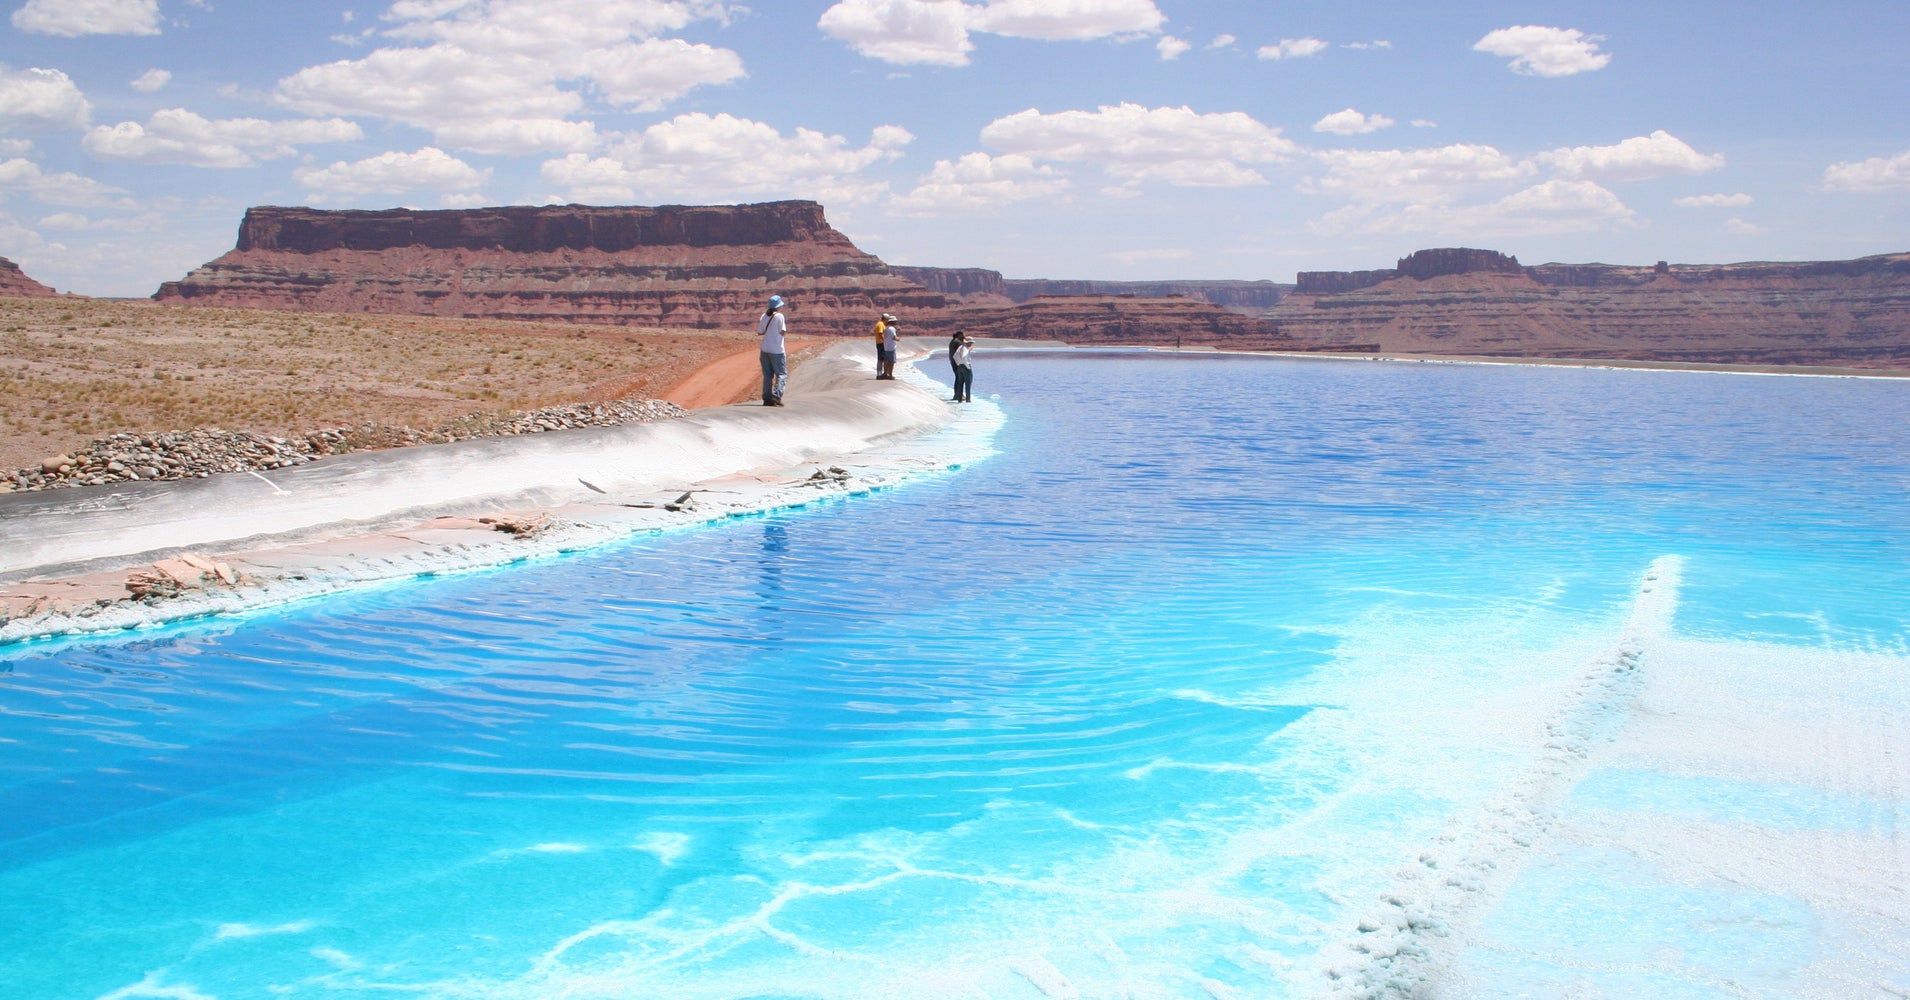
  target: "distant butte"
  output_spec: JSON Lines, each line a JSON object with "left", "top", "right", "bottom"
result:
{"left": 153, "top": 201, "right": 945, "bottom": 337}
{"left": 1276, "top": 248, "right": 1910, "bottom": 369}
{"left": 0, "top": 256, "right": 58, "bottom": 297}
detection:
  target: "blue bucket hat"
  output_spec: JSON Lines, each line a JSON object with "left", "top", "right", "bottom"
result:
{"left": 768, "top": 294, "right": 784, "bottom": 309}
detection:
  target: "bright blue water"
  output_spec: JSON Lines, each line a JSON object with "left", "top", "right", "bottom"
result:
{"left": 3, "top": 354, "right": 1908, "bottom": 999}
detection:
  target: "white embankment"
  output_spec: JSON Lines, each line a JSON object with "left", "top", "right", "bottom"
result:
{"left": 0, "top": 341, "right": 1003, "bottom": 642}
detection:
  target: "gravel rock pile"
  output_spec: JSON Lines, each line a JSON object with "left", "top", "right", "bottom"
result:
{"left": 5, "top": 398, "right": 688, "bottom": 492}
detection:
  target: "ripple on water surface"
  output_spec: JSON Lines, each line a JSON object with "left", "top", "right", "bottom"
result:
{"left": 2, "top": 353, "right": 1908, "bottom": 999}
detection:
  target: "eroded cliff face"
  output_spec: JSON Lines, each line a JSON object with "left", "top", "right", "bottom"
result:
{"left": 1272, "top": 252, "right": 1910, "bottom": 368}
{"left": 155, "top": 202, "right": 944, "bottom": 336}
{"left": 150, "top": 210, "right": 1910, "bottom": 368}
{"left": 889, "top": 266, "right": 1010, "bottom": 303}
{"left": 944, "top": 295, "right": 1323, "bottom": 350}
{"left": 893, "top": 265, "right": 1289, "bottom": 314}
{"left": 0, "top": 257, "right": 58, "bottom": 297}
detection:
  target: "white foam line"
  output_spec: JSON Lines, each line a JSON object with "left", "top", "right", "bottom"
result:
{"left": 242, "top": 469, "right": 288, "bottom": 495}
{"left": 1313, "top": 555, "right": 1683, "bottom": 1000}
{"left": 93, "top": 971, "right": 216, "bottom": 1000}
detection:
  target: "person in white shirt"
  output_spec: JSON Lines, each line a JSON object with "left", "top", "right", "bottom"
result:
{"left": 759, "top": 294, "right": 788, "bottom": 406}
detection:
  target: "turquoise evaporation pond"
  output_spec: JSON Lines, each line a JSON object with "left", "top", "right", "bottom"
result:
{"left": 2, "top": 353, "right": 1908, "bottom": 999}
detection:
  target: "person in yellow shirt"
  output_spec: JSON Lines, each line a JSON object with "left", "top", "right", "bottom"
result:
{"left": 874, "top": 312, "right": 899, "bottom": 379}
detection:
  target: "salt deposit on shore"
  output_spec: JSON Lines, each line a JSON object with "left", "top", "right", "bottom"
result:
{"left": 0, "top": 340, "right": 1001, "bottom": 644}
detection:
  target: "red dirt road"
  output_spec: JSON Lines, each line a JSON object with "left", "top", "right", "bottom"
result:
{"left": 659, "top": 338, "right": 830, "bottom": 408}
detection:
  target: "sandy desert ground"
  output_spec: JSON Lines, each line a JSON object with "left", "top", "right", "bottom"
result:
{"left": 0, "top": 296, "right": 772, "bottom": 474}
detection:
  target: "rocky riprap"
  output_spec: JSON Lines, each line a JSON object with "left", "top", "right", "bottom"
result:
{"left": 5, "top": 398, "right": 687, "bottom": 492}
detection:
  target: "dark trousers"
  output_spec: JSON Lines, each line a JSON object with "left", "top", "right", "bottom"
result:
{"left": 760, "top": 351, "right": 786, "bottom": 402}
{"left": 953, "top": 364, "right": 973, "bottom": 402}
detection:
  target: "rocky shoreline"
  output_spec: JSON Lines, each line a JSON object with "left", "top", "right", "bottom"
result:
{"left": 4, "top": 398, "right": 686, "bottom": 493}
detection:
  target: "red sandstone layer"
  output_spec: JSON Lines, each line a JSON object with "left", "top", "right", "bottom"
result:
{"left": 1269, "top": 254, "right": 1910, "bottom": 368}
{"left": 155, "top": 202, "right": 944, "bottom": 337}
{"left": 0, "top": 256, "right": 57, "bottom": 297}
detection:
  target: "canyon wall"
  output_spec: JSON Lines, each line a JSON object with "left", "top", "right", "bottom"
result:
{"left": 1006, "top": 278, "right": 1288, "bottom": 313}
{"left": 893, "top": 265, "right": 1287, "bottom": 313}
{"left": 943, "top": 295, "right": 1335, "bottom": 351}
{"left": 0, "top": 257, "right": 57, "bottom": 297}
{"left": 1296, "top": 248, "right": 1522, "bottom": 294}
{"left": 149, "top": 204, "right": 1910, "bottom": 369}
{"left": 155, "top": 202, "right": 944, "bottom": 336}
{"left": 889, "top": 266, "right": 1010, "bottom": 303}
{"left": 1272, "top": 251, "right": 1910, "bottom": 368}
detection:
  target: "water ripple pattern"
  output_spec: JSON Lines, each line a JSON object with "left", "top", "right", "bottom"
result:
{"left": 2, "top": 354, "right": 1907, "bottom": 999}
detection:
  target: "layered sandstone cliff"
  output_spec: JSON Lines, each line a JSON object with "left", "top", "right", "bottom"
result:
{"left": 150, "top": 205, "right": 1910, "bottom": 368}
{"left": 0, "top": 256, "right": 58, "bottom": 297}
{"left": 1296, "top": 247, "right": 1523, "bottom": 294}
{"left": 944, "top": 294, "right": 1330, "bottom": 351}
{"left": 1004, "top": 278, "right": 1287, "bottom": 313}
{"left": 1274, "top": 251, "right": 1910, "bottom": 368}
{"left": 893, "top": 265, "right": 1288, "bottom": 314}
{"left": 889, "top": 266, "right": 1010, "bottom": 303}
{"left": 155, "top": 202, "right": 943, "bottom": 336}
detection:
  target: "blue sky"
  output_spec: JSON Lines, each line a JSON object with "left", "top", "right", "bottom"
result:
{"left": 2, "top": 0, "right": 1906, "bottom": 297}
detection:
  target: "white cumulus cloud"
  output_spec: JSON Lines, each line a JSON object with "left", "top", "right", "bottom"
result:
{"left": 381, "top": 0, "right": 708, "bottom": 52}
{"left": 1156, "top": 35, "right": 1190, "bottom": 60}
{"left": 1473, "top": 25, "right": 1611, "bottom": 77}
{"left": 1312, "top": 178, "right": 1635, "bottom": 239}
{"left": 1822, "top": 150, "right": 1910, "bottom": 192}
{"left": 819, "top": 0, "right": 1164, "bottom": 66}
{"left": 0, "top": 157, "right": 131, "bottom": 207}
{"left": 12, "top": 0, "right": 159, "bottom": 36}
{"left": 37, "top": 209, "right": 167, "bottom": 232}
{"left": 278, "top": 46, "right": 584, "bottom": 153}
{"left": 1538, "top": 130, "right": 1724, "bottom": 181}
{"left": 1256, "top": 37, "right": 1328, "bottom": 60}
{"left": 1305, "top": 143, "right": 1535, "bottom": 204}
{"left": 1313, "top": 108, "right": 1394, "bottom": 136}
{"left": 1301, "top": 134, "right": 1663, "bottom": 240}
{"left": 130, "top": 69, "right": 172, "bottom": 93}
{"left": 579, "top": 38, "right": 747, "bottom": 111}
{"left": 0, "top": 66, "right": 92, "bottom": 130}
{"left": 980, "top": 103, "right": 1297, "bottom": 188}
{"left": 975, "top": 0, "right": 1163, "bottom": 40}
{"left": 542, "top": 114, "right": 913, "bottom": 206}
{"left": 275, "top": 0, "right": 743, "bottom": 155}
{"left": 294, "top": 146, "right": 490, "bottom": 200}
{"left": 84, "top": 109, "right": 364, "bottom": 167}
{"left": 818, "top": 0, "right": 978, "bottom": 67}
{"left": 891, "top": 151, "right": 1071, "bottom": 215}
{"left": 435, "top": 118, "right": 598, "bottom": 157}
{"left": 1673, "top": 192, "right": 1753, "bottom": 208}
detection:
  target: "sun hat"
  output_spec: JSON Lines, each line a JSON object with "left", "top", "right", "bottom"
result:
{"left": 882, "top": 313, "right": 897, "bottom": 322}
{"left": 768, "top": 294, "right": 784, "bottom": 309}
